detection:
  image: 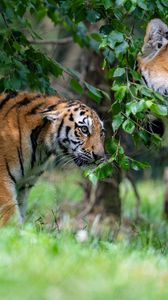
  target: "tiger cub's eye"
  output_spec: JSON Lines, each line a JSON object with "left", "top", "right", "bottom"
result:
{"left": 81, "top": 126, "right": 89, "bottom": 134}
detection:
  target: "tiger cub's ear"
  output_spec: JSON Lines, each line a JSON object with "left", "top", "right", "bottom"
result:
{"left": 41, "top": 109, "right": 66, "bottom": 122}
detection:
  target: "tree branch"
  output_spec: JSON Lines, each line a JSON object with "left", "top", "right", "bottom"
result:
{"left": 126, "top": 172, "right": 141, "bottom": 220}
{"left": 29, "top": 37, "right": 73, "bottom": 45}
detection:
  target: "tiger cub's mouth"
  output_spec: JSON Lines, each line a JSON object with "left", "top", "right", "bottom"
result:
{"left": 74, "top": 155, "right": 105, "bottom": 167}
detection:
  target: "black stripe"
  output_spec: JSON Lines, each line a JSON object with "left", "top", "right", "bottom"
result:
{"left": 69, "top": 113, "right": 74, "bottom": 121}
{"left": 67, "top": 101, "right": 77, "bottom": 107}
{"left": 30, "top": 120, "right": 48, "bottom": 168}
{"left": 18, "top": 184, "right": 34, "bottom": 191}
{"left": 58, "top": 141, "right": 68, "bottom": 155}
{"left": 62, "top": 138, "right": 69, "bottom": 143}
{"left": 46, "top": 104, "right": 57, "bottom": 111}
{"left": 57, "top": 119, "right": 64, "bottom": 138}
{"left": 0, "top": 92, "right": 18, "bottom": 110}
{"left": 70, "top": 139, "right": 80, "bottom": 145}
{"left": 80, "top": 111, "right": 85, "bottom": 115}
{"left": 73, "top": 144, "right": 80, "bottom": 151}
{"left": 5, "top": 97, "right": 32, "bottom": 117}
{"left": 65, "top": 126, "right": 71, "bottom": 138}
{"left": 18, "top": 97, "right": 31, "bottom": 107}
{"left": 82, "top": 117, "right": 87, "bottom": 123}
{"left": 27, "top": 103, "right": 58, "bottom": 116}
{"left": 5, "top": 95, "right": 42, "bottom": 117}
{"left": 17, "top": 147, "right": 24, "bottom": 177}
{"left": 142, "top": 75, "right": 148, "bottom": 86}
{"left": 17, "top": 113, "right": 24, "bottom": 177}
{"left": 26, "top": 102, "right": 44, "bottom": 115}
{"left": 74, "top": 130, "right": 80, "bottom": 137}
{"left": 5, "top": 160, "right": 16, "bottom": 184}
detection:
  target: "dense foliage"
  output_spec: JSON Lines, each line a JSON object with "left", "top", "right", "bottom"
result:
{"left": 1, "top": 0, "right": 168, "bottom": 178}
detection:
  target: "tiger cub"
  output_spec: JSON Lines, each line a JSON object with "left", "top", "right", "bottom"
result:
{"left": 0, "top": 92, "right": 105, "bottom": 224}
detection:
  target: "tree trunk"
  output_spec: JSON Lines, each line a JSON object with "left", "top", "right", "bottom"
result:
{"left": 95, "top": 176, "right": 121, "bottom": 217}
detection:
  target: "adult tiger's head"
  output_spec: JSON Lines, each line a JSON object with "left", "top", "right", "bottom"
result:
{"left": 137, "top": 18, "right": 168, "bottom": 95}
{"left": 43, "top": 100, "right": 105, "bottom": 167}
{"left": 137, "top": 19, "right": 168, "bottom": 143}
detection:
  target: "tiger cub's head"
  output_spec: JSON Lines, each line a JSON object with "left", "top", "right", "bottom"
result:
{"left": 43, "top": 100, "right": 105, "bottom": 167}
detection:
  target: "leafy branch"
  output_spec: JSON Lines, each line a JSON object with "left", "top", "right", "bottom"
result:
{"left": 0, "top": 0, "right": 168, "bottom": 179}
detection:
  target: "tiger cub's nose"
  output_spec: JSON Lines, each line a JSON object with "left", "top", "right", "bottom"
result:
{"left": 92, "top": 149, "right": 105, "bottom": 162}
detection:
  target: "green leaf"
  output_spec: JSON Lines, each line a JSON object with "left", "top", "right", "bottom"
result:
{"left": 111, "top": 101, "right": 121, "bottom": 115}
{"left": 116, "top": 0, "right": 126, "bottom": 6}
{"left": 141, "top": 86, "right": 153, "bottom": 97}
{"left": 99, "top": 25, "right": 113, "bottom": 36}
{"left": 103, "top": 0, "right": 113, "bottom": 9}
{"left": 85, "top": 82, "right": 102, "bottom": 102}
{"left": 146, "top": 100, "right": 153, "bottom": 108}
{"left": 137, "top": 0, "right": 148, "bottom": 10}
{"left": 94, "top": 162, "right": 113, "bottom": 179}
{"left": 119, "top": 155, "right": 129, "bottom": 170}
{"left": 107, "top": 31, "right": 124, "bottom": 49}
{"left": 87, "top": 10, "right": 101, "bottom": 23}
{"left": 87, "top": 172, "right": 98, "bottom": 185}
{"left": 4, "top": 75, "right": 21, "bottom": 90}
{"left": 65, "top": 67, "right": 81, "bottom": 80}
{"left": 161, "top": 0, "right": 168, "bottom": 6}
{"left": 139, "top": 130, "right": 150, "bottom": 145}
{"left": 70, "top": 79, "right": 83, "bottom": 94}
{"left": 126, "top": 100, "right": 146, "bottom": 115}
{"left": 114, "top": 85, "right": 127, "bottom": 102}
{"left": 112, "top": 113, "right": 124, "bottom": 131}
{"left": 13, "top": 41, "right": 21, "bottom": 51}
{"left": 150, "top": 103, "right": 168, "bottom": 116}
{"left": 153, "top": 91, "right": 165, "bottom": 101}
{"left": 49, "top": 61, "right": 63, "bottom": 77}
{"left": 130, "top": 70, "right": 141, "bottom": 81}
{"left": 115, "top": 40, "right": 128, "bottom": 57}
{"left": 122, "top": 119, "right": 135, "bottom": 134}
{"left": 131, "top": 160, "right": 150, "bottom": 171}
{"left": 113, "top": 67, "right": 125, "bottom": 77}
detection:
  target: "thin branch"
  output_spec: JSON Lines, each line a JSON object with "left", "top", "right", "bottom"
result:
{"left": 29, "top": 37, "right": 73, "bottom": 45}
{"left": 77, "top": 183, "right": 97, "bottom": 219}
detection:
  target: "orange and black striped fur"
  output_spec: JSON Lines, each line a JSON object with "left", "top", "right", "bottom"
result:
{"left": 137, "top": 19, "right": 168, "bottom": 139}
{"left": 0, "top": 92, "right": 105, "bottom": 225}
{"left": 137, "top": 18, "right": 168, "bottom": 96}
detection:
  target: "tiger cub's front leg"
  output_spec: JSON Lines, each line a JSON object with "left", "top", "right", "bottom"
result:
{"left": 0, "top": 181, "right": 22, "bottom": 225}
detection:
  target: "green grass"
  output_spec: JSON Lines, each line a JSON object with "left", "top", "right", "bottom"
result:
{"left": 1, "top": 171, "right": 168, "bottom": 300}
